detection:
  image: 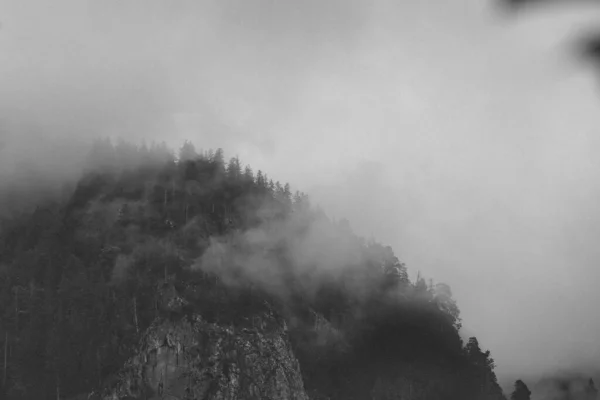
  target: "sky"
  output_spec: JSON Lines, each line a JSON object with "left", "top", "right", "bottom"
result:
{"left": 2, "top": 0, "right": 600, "bottom": 390}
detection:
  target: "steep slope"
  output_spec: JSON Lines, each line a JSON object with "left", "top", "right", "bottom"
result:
{"left": 0, "top": 139, "right": 507, "bottom": 400}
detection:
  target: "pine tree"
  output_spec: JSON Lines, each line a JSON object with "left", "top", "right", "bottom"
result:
{"left": 213, "top": 148, "right": 225, "bottom": 166}
{"left": 432, "top": 282, "right": 461, "bottom": 330}
{"left": 268, "top": 179, "right": 275, "bottom": 194}
{"left": 282, "top": 183, "right": 292, "bottom": 208}
{"left": 226, "top": 157, "right": 242, "bottom": 181}
{"left": 586, "top": 378, "right": 598, "bottom": 400}
{"left": 178, "top": 140, "right": 198, "bottom": 163}
{"left": 465, "top": 337, "right": 481, "bottom": 361}
{"left": 510, "top": 379, "right": 531, "bottom": 400}
{"left": 243, "top": 165, "right": 254, "bottom": 183}
{"left": 256, "top": 170, "right": 265, "bottom": 188}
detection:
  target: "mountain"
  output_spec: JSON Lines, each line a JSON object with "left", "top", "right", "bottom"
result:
{"left": 0, "top": 138, "right": 507, "bottom": 399}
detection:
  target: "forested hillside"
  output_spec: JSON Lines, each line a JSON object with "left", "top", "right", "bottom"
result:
{"left": 0, "top": 138, "right": 507, "bottom": 399}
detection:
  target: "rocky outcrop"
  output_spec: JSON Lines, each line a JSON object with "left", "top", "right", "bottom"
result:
{"left": 94, "top": 309, "right": 309, "bottom": 400}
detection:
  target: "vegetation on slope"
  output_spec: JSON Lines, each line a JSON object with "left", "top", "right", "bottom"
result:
{"left": 0, "top": 138, "right": 506, "bottom": 399}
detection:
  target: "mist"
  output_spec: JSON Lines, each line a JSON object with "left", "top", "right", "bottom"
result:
{"left": 193, "top": 203, "right": 367, "bottom": 302}
{"left": 3, "top": 0, "right": 600, "bottom": 391}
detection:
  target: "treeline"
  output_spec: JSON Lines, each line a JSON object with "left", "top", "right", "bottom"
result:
{"left": 0, "top": 138, "right": 506, "bottom": 399}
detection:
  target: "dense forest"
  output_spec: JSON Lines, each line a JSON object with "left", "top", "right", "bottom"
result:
{"left": 0, "top": 138, "right": 561, "bottom": 399}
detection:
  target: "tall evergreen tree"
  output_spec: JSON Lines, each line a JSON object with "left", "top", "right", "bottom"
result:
{"left": 510, "top": 379, "right": 531, "bottom": 400}
{"left": 178, "top": 140, "right": 198, "bottom": 163}
{"left": 256, "top": 170, "right": 265, "bottom": 188}
{"left": 226, "top": 156, "right": 242, "bottom": 181}
{"left": 243, "top": 165, "right": 254, "bottom": 183}
{"left": 586, "top": 378, "right": 598, "bottom": 400}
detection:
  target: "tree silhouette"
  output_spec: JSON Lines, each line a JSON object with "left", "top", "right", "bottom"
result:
{"left": 586, "top": 378, "right": 598, "bottom": 400}
{"left": 510, "top": 379, "right": 531, "bottom": 400}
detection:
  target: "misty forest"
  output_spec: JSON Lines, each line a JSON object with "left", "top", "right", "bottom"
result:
{"left": 0, "top": 139, "right": 595, "bottom": 400}
{"left": 4, "top": 0, "right": 600, "bottom": 399}
{"left": 0, "top": 140, "right": 499, "bottom": 399}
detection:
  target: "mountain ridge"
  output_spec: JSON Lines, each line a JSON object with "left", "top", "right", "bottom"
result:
{"left": 1, "top": 138, "right": 508, "bottom": 399}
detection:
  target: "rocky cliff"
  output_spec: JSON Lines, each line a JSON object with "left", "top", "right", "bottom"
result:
{"left": 82, "top": 282, "right": 308, "bottom": 400}
{"left": 92, "top": 311, "right": 308, "bottom": 400}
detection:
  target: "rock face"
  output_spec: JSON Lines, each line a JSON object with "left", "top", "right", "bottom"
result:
{"left": 95, "top": 311, "right": 309, "bottom": 400}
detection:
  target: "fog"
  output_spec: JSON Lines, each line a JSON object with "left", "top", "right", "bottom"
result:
{"left": 3, "top": 0, "right": 600, "bottom": 391}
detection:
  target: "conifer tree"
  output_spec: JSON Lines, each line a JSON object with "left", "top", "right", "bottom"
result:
{"left": 226, "top": 157, "right": 242, "bottom": 181}
{"left": 510, "top": 379, "right": 531, "bottom": 400}
{"left": 586, "top": 378, "right": 598, "bottom": 400}
{"left": 178, "top": 140, "right": 198, "bottom": 163}
{"left": 242, "top": 165, "right": 254, "bottom": 186}
{"left": 256, "top": 170, "right": 265, "bottom": 188}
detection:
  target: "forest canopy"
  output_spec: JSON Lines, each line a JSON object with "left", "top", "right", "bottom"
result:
{"left": 0, "top": 138, "right": 506, "bottom": 400}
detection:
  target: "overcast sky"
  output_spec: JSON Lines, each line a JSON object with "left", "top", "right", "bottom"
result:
{"left": 3, "top": 0, "right": 600, "bottom": 388}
